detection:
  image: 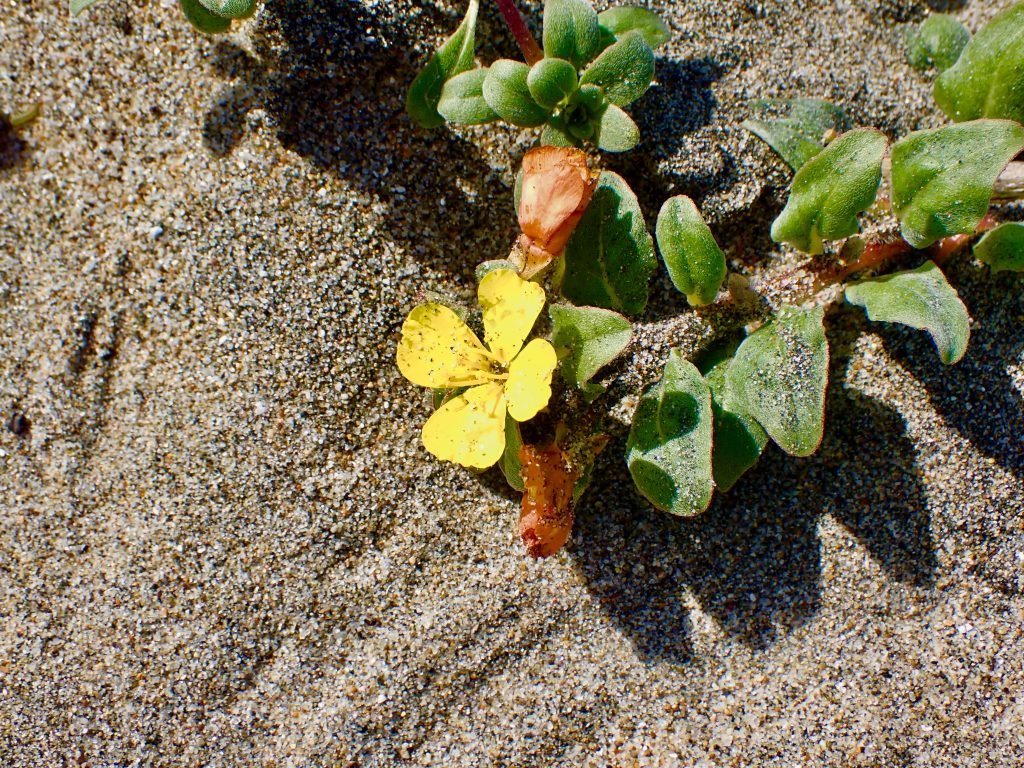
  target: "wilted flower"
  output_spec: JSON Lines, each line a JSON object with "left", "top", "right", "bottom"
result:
{"left": 514, "top": 146, "right": 598, "bottom": 278}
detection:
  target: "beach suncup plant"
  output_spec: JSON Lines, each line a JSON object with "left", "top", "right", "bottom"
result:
{"left": 401, "top": 2, "right": 1024, "bottom": 558}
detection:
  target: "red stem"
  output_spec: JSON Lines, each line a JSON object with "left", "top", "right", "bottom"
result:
{"left": 495, "top": 0, "right": 544, "bottom": 65}
{"left": 828, "top": 240, "right": 911, "bottom": 284}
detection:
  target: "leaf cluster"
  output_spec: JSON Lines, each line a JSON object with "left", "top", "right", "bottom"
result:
{"left": 408, "top": 0, "right": 669, "bottom": 152}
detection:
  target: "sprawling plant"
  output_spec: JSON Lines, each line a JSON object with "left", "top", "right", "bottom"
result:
{"left": 404, "top": 2, "right": 1024, "bottom": 557}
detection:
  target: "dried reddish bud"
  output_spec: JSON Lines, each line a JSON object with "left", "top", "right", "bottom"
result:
{"left": 518, "top": 443, "right": 579, "bottom": 559}
{"left": 516, "top": 146, "right": 598, "bottom": 278}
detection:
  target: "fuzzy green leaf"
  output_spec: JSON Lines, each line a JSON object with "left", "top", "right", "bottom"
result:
{"left": 543, "top": 0, "right": 602, "bottom": 69}
{"left": 890, "top": 120, "right": 1024, "bottom": 249}
{"left": 934, "top": 4, "right": 1024, "bottom": 123}
{"left": 497, "top": 416, "right": 525, "bottom": 492}
{"left": 593, "top": 103, "right": 639, "bottom": 152}
{"left": 770, "top": 128, "right": 887, "bottom": 254}
{"left": 562, "top": 170, "right": 656, "bottom": 315}
{"left": 438, "top": 69, "right": 499, "bottom": 125}
{"left": 742, "top": 98, "right": 848, "bottom": 171}
{"left": 196, "top": 0, "right": 256, "bottom": 18}
{"left": 527, "top": 58, "right": 579, "bottom": 110}
{"left": 905, "top": 13, "right": 970, "bottom": 73}
{"left": 70, "top": 0, "right": 102, "bottom": 15}
{"left": 578, "top": 31, "right": 655, "bottom": 107}
{"left": 655, "top": 195, "right": 727, "bottom": 306}
{"left": 549, "top": 304, "right": 632, "bottom": 399}
{"left": 475, "top": 259, "right": 520, "bottom": 282}
{"left": 974, "top": 222, "right": 1024, "bottom": 273}
{"left": 483, "top": 59, "right": 551, "bottom": 127}
{"left": 704, "top": 359, "right": 768, "bottom": 493}
{"left": 179, "top": 0, "right": 231, "bottom": 32}
{"left": 406, "top": 0, "right": 480, "bottom": 129}
{"left": 725, "top": 305, "right": 829, "bottom": 457}
{"left": 845, "top": 261, "right": 970, "bottom": 364}
{"left": 540, "top": 119, "right": 580, "bottom": 148}
{"left": 596, "top": 6, "right": 670, "bottom": 49}
{"left": 626, "top": 351, "right": 714, "bottom": 517}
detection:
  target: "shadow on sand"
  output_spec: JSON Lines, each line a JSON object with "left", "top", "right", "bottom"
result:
{"left": 202, "top": 0, "right": 728, "bottom": 277}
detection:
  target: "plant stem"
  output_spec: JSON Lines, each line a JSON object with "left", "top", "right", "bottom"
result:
{"left": 494, "top": 0, "right": 543, "bottom": 65}
{"left": 882, "top": 159, "right": 1024, "bottom": 201}
{"left": 993, "top": 161, "right": 1024, "bottom": 200}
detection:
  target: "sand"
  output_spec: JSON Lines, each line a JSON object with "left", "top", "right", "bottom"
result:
{"left": 1, "top": 0, "right": 1023, "bottom": 764}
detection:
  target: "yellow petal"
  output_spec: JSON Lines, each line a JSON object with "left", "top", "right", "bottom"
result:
{"left": 504, "top": 338, "right": 557, "bottom": 422}
{"left": 397, "top": 304, "right": 494, "bottom": 388}
{"left": 478, "top": 269, "right": 546, "bottom": 365}
{"left": 421, "top": 383, "right": 507, "bottom": 468}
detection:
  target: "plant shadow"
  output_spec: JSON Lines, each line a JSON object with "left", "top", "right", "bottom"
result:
{"left": 879, "top": 259, "right": 1024, "bottom": 480}
{"left": 202, "top": 0, "right": 521, "bottom": 276}
{"left": 569, "top": 305, "right": 934, "bottom": 662}
{"left": 604, "top": 55, "right": 731, "bottom": 213}
{"left": 0, "top": 113, "right": 30, "bottom": 171}
{"left": 202, "top": 2, "right": 732, "bottom": 279}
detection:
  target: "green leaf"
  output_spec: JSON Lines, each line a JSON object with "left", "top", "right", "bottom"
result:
{"left": 497, "top": 416, "right": 525, "bottom": 492}
{"left": 725, "top": 305, "right": 829, "bottom": 457}
{"left": 845, "top": 261, "right": 970, "bottom": 365}
{"left": 543, "top": 0, "right": 602, "bottom": 69}
{"left": 179, "top": 0, "right": 231, "bottom": 32}
{"left": 70, "top": 0, "right": 102, "bottom": 15}
{"left": 770, "top": 128, "right": 887, "bottom": 255}
{"left": 483, "top": 59, "right": 551, "bottom": 128}
{"left": 626, "top": 351, "right": 714, "bottom": 517}
{"left": 742, "top": 98, "right": 848, "bottom": 171}
{"left": 597, "top": 6, "right": 670, "bottom": 49}
{"left": 406, "top": 0, "right": 480, "bottom": 129}
{"left": 572, "top": 457, "right": 596, "bottom": 505}
{"left": 934, "top": 4, "right": 1024, "bottom": 123}
{"left": 541, "top": 119, "right": 580, "bottom": 148}
{"left": 196, "top": 0, "right": 256, "bottom": 18}
{"left": 562, "top": 170, "right": 656, "bottom": 315}
{"left": 704, "top": 359, "right": 768, "bottom": 493}
{"left": 974, "top": 222, "right": 1024, "bottom": 273}
{"left": 475, "top": 259, "right": 520, "bottom": 282}
{"left": 433, "top": 386, "right": 468, "bottom": 410}
{"left": 890, "top": 120, "right": 1024, "bottom": 249}
{"left": 527, "top": 58, "right": 579, "bottom": 110}
{"left": 549, "top": 304, "right": 632, "bottom": 399}
{"left": 438, "top": 69, "right": 499, "bottom": 125}
{"left": 578, "top": 31, "right": 655, "bottom": 107}
{"left": 593, "top": 103, "right": 639, "bottom": 152}
{"left": 655, "top": 195, "right": 727, "bottom": 306}
{"left": 905, "top": 13, "right": 970, "bottom": 73}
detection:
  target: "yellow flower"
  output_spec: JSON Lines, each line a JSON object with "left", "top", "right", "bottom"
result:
{"left": 397, "top": 269, "right": 558, "bottom": 469}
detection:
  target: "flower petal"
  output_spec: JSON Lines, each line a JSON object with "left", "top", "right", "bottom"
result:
{"left": 479, "top": 269, "right": 547, "bottom": 364}
{"left": 397, "top": 303, "right": 494, "bottom": 388}
{"left": 421, "top": 382, "right": 507, "bottom": 468}
{"left": 504, "top": 338, "right": 557, "bottom": 422}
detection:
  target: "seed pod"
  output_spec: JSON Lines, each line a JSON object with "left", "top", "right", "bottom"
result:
{"left": 518, "top": 443, "right": 579, "bottom": 558}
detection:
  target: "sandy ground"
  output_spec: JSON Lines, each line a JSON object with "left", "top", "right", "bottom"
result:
{"left": 1, "top": 0, "right": 1023, "bottom": 765}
